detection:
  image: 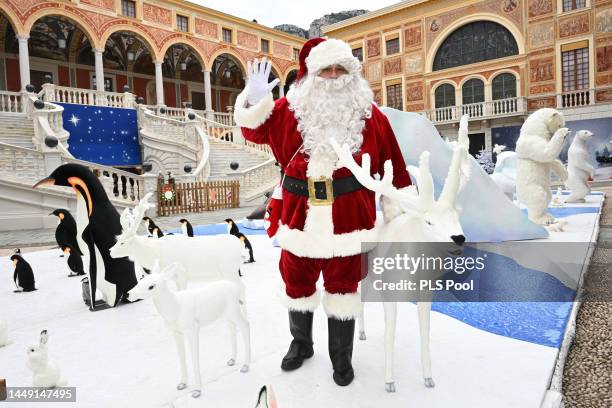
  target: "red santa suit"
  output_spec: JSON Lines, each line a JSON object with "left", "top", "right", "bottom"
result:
{"left": 234, "top": 40, "right": 410, "bottom": 320}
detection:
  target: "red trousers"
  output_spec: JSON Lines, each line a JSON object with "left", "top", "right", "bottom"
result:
{"left": 279, "top": 249, "right": 364, "bottom": 298}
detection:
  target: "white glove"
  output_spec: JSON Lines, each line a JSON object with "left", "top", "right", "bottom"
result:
{"left": 246, "top": 57, "right": 280, "bottom": 106}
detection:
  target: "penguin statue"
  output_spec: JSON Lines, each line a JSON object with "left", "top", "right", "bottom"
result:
{"left": 224, "top": 218, "right": 240, "bottom": 237}
{"left": 179, "top": 218, "right": 194, "bottom": 237}
{"left": 236, "top": 232, "right": 255, "bottom": 263}
{"left": 11, "top": 254, "right": 36, "bottom": 292}
{"left": 151, "top": 227, "right": 164, "bottom": 238}
{"left": 34, "top": 164, "right": 137, "bottom": 310}
{"left": 61, "top": 244, "right": 85, "bottom": 277}
{"left": 142, "top": 217, "right": 159, "bottom": 236}
{"left": 51, "top": 209, "right": 82, "bottom": 257}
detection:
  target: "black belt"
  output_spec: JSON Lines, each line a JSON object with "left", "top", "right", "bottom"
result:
{"left": 282, "top": 173, "right": 364, "bottom": 205}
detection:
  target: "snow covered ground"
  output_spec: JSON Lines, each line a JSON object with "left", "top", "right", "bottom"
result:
{"left": 0, "top": 193, "right": 603, "bottom": 408}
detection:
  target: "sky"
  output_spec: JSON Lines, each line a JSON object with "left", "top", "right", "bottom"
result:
{"left": 189, "top": 0, "right": 401, "bottom": 30}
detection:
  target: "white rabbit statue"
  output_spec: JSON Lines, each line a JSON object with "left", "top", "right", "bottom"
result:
{"left": 0, "top": 319, "right": 11, "bottom": 347}
{"left": 26, "top": 330, "right": 67, "bottom": 388}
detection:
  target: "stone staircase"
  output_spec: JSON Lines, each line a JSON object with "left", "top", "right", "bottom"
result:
{"left": 0, "top": 115, "right": 36, "bottom": 149}
{"left": 207, "top": 138, "right": 270, "bottom": 178}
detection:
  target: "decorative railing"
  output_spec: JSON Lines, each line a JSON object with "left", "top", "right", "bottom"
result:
{"left": 28, "top": 97, "right": 70, "bottom": 152}
{"left": 212, "top": 111, "right": 235, "bottom": 126}
{"left": 0, "top": 142, "right": 47, "bottom": 181}
{"left": 140, "top": 107, "right": 200, "bottom": 150}
{"left": 557, "top": 89, "right": 594, "bottom": 109}
{"left": 422, "top": 97, "right": 527, "bottom": 124}
{"left": 40, "top": 84, "right": 135, "bottom": 108}
{"left": 236, "top": 158, "right": 280, "bottom": 201}
{"left": 0, "top": 91, "right": 24, "bottom": 114}
{"left": 64, "top": 156, "right": 144, "bottom": 204}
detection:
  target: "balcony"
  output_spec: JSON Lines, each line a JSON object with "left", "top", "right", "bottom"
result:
{"left": 422, "top": 97, "right": 527, "bottom": 124}
{"left": 557, "top": 89, "right": 594, "bottom": 109}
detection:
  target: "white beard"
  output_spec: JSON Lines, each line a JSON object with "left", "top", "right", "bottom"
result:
{"left": 287, "top": 73, "right": 373, "bottom": 178}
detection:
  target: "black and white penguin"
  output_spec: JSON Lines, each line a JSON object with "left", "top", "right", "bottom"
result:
{"left": 224, "top": 218, "right": 240, "bottom": 237}
{"left": 34, "top": 163, "right": 137, "bottom": 310}
{"left": 51, "top": 209, "right": 81, "bottom": 256}
{"left": 11, "top": 254, "right": 36, "bottom": 292}
{"left": 179, "top": 218, "right": 194, "bottom": 237}
{"left": 236, "top": 232, "right": 255, "bottom": 263}
{"left": 142, "top": 217, "right": 159, "bottom": 236}
{"left": 151, "top": 227, "right": 164, "bottom": 238}
{"left": 61, "top": 244, "right": 85, "bottom": 277}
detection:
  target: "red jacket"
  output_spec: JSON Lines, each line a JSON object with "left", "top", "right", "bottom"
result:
{"left": 235, "top": 92, "right": 410, "bottom": 259}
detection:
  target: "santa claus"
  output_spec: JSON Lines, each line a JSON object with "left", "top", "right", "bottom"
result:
{"left": 234, "top": 37, "right": 410, "bottom": 386}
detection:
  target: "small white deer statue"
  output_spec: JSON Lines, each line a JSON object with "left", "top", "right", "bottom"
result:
{"left": 110, "top": 193, "right": 244, "bottom": 291}
{"left": 127, "top": 262, "right": 251, "bottom": 398}
{"left": 331, "top": 117, "right": 470, "bottom": 393}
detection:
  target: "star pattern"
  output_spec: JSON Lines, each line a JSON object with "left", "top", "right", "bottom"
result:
{"left": 59, "top": 104, "right": 140, "bottom": 166}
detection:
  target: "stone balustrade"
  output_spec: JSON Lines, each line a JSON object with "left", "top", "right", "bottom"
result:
{"left": 0, "top": 91, "right": 24, "bottom": 114}
{"left": 40, "top": 84, "right": 135, "bottom": 109}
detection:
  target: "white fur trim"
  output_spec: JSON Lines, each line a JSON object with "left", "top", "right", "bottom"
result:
{"left": 233, "top": 91, "right": 275, "bottom": 129}
{"left": 280, "top": 288, "right": 320, "bottom": 312}
{"left": 276, "top": 202, "right": 379, "bottom": 258}
{"left": 306, "top": 39, "right": 361, "bottom": 76}
{"left": 322, "top": 290, "right": 361, "bottom": 320}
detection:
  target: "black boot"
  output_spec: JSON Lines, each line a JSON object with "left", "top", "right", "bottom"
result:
{"left": 328, "top": 317, "right": 355, "bottom": 386}
{"left": 281, "top": 311, "right": 314, "bottom": 371}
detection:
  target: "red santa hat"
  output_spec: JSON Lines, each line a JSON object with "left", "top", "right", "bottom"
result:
{"left": 296, "top": 37, "right": 361, "bottom": 81}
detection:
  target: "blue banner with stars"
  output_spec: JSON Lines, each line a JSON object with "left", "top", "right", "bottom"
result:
{"left": 59, "top": 103, "right": 141, "bottom": 166}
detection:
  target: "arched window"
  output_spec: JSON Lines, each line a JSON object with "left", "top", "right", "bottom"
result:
{"left": 462, "top": 78, "right": 484, "bottom": 117}
{"left": 492, "top": 73, "right": 517, "bottom": 100}
{"left": 434, "top": 84, "right": 455, "bottom": 108}
{"left": 434, "top": 83, "right": 455, "bottom": 122}
{"left": 492, "top": 73, "right": 518, "bottom": 114}
{"left": 433, "top": 21, "right": 518, "bottom": 71}
{"left": 462, "top": 79, "right": 484, "bottom": 104}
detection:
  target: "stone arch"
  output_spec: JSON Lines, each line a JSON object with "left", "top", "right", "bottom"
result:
{"left": 23, "top": 9, "right": 97, "bottom": 47}
{"left": 425, "top": 14, "right": 525, "bottom": 73}
{"left": 0, "top": 6, "right": 23, "bottom": 35}
{"left": 159, "top": 38, "right": 206, "bottom": 68}
{"left": 99, "top": 25, "right": 157, "bottom": 58}
{"left": 458, "top": 74, "right": 488, "bottom": 88}
{"left": 282, "top": 67, "right": 299, "bottom": 84}
{"left": 206, "top": 49, "right": 247, "bottom": 76}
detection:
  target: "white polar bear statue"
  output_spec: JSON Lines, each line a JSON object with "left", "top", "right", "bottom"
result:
{"left": 565, "top": 130, "right": 594, "bottom": 203}
{"left": 515, "top": 108, "right": 569, "bottom": 225}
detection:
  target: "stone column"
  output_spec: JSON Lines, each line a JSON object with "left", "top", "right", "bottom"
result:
{"left": 279, "top": 82, "right": 285, "bottom": 97}
{"left": 203, "top": 69, "right": 213, "bottom": 117}
{"left": 94, "top": 49, "right": 105, "bottom": 91}
{"left": 17, "top": 35, "right": 30, "bottom": 90}
{"left": 154, "top": 60, "right": 164, "bottom": 106}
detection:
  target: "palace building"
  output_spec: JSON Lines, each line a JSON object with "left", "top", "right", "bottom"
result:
{"left": 0, "top": 0, "right": 304, "bottom": 112}
{"left": 323, "top": 0, "right": 612, "bottom": 155}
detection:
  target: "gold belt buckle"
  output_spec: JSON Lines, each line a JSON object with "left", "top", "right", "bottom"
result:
{"left": 307, "top": 176, "right": 334, "bottom": 206}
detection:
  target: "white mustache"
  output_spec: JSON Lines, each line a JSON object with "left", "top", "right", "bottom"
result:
{"left": 314, "top": 75, "right": 353, "bottom": 91}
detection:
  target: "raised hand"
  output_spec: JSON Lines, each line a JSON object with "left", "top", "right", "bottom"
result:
{"left": 246, "top": 57, "right": 280, "bottom": 106}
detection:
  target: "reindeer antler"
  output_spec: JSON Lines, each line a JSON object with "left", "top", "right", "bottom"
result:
{"left": 438, "top": 146, "right": 468, "bottom": 209}
{"left": 330, "top": 139, "right": 416, "bottom": 204}
{"left": 118, "top": 192, "right": 154, "bottom": 239}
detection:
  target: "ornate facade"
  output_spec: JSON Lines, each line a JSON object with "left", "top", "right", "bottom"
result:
{"left": 324, "top": 0, "right": 612, "bottom": 154}
{"left": 0, "top": 0, "right": 304, "bottom": 111}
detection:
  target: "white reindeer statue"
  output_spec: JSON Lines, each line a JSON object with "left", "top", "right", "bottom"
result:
{"left": 128, "top": 262, "right": 251, "bottom": 398}
{"left": 331, "top": 121, "right": 469, "bottom": 393}
{"left": 110, "top": 193, "right": 244, "bottom": 291}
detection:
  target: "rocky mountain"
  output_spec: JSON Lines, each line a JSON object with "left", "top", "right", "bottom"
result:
{"left": 273, "top": 24, "right": 309, "bottom": 39}
{"left": 274, "top": 10, "right": 369, "bottom": 39}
